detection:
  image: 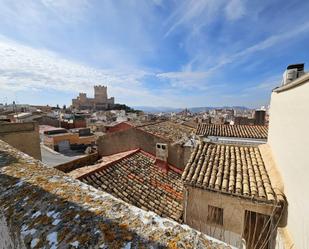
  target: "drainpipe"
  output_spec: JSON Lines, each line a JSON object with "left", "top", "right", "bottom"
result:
{"left": 183, "top": 187, "right": 188, "bottom": 224}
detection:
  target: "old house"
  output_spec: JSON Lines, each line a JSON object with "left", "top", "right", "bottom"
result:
{"left": 181, "top": 142, "right": 286, "bottom": 248}
{"left": 98, "top": 121, "right": 196, "bottom": 170}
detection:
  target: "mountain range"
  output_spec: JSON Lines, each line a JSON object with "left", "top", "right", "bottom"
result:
{"left": 132, "top": 106, "right": 250, "bottom": 113}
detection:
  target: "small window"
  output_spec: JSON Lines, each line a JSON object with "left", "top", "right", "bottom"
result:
{"left": 207, "top": 205, "right": 223, "bottom": 226}
{"left": 157, "top": 144, "right": 161, "bottom": 149}
{"left": 161, "top": 145, "right": 166, "bottom": 150}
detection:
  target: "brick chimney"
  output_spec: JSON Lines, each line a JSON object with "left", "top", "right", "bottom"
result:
{"left": 155, "top": 143, "right": 169, "bottom": 172}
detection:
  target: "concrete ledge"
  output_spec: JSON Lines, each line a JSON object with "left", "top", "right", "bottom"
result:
{"left": 0, "top": 140, "right": 229, "bottom": 249}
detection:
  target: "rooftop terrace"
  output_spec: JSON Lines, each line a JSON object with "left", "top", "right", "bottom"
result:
{"left": 0, "top": 140, "right": 231, "bottom": 249}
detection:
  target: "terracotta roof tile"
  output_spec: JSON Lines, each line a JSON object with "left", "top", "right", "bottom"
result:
{"left": 196, "top": 124, "right": 268, "bottom": 139}
{"left": 182, "top": 142, "right": 277, "bottom": 202}
{"left": 79, "top": 151, "right": 184, "bottom": 222}
{"left": 139, "top": 121, "right": 194, "bottom": 143}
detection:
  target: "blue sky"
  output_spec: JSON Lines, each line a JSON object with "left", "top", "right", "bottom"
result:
{"left": 0, "top": 0, "right": 309, "bottom": 108}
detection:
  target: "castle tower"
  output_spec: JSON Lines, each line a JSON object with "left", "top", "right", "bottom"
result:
{"left": 94, "top": 85, "right": 107, "bottom": 102}
{"left": 79, "top": 93, "right": 87, "bottom": 103}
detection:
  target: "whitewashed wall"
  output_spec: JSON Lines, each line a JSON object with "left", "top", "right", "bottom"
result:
{"left": 268, "top": 79, "right": 309, "bottom": 249}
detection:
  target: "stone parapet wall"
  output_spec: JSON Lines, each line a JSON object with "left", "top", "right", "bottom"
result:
{"left": 55, "top": 152, "right": 99, "bottom": 173}
{"left": 0, "top": 122, "right": 41, "bottom": 160}
{"left": 0, "top": 122, "right": 35, "bottom": 133}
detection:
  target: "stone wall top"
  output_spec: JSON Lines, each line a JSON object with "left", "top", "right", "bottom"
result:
{"left": 0, "top": 122, "right": 36, "bottom": 134}
{"left": 0, "top": 140, "right": 231, "bottom": 249}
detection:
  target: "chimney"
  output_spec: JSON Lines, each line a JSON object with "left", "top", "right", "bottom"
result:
{"left": 282, "top": 63, "right": 305, "bottom": 86}
{"left": 155, "top": 143, "right": 169, "bottom": 172}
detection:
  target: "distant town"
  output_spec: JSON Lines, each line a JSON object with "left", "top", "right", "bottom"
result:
{"left": 0, "top": 83, "right": 269, "bottom": 164}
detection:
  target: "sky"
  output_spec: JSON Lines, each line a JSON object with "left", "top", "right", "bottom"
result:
{"left": 0, "top": 0, "right": 309, "bottom": 108}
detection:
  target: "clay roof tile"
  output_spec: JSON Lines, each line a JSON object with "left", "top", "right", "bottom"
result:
{"left": 182, "top": 142, "right": 277, "bottom": 203}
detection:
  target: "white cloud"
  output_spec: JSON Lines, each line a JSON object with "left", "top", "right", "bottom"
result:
{"left": 0, "top": 34, "right": 275, "bottom": 108}
{"left": 225, "top": 0, "right": 246, "bottom": 21}
{"left": 0, "top": 36, "right": 190, "bottom": 107}
{"left": 151, "top": 0, "right": 164, "bottom": 7}
{"left": 0, "top": 0, "right": 90, "bottom": 26}
{"left": 164, "top": 0, "right": 225, "bottom": 37}
{"left": 0, "top": 0, "right": 158, "bottom": 67}
{"left": 164, "top": 0, "right": 247, "bottom": 37}
{"left": 157, "top": 71, "right": 210, "bottom": 89}
{"left": 0, "top": 0, "right": 305, "bottom": 108}
{"left": 194, "top": 20, "right": 309, "bottom": 75}
{"left": 244, "top": 74, "right": 282, "bottom": 92}
{"left": 0, "top": 36, "right": 146, "bottom": 95}
{"left": 40, "top": 0, "right": 91, "bottom": 23}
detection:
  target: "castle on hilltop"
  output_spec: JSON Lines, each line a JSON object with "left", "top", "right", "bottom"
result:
{"left": 72, "top": 85, "right": 115, "bottom": 110}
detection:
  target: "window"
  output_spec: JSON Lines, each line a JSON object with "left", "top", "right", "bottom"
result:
{"left": 157, "top": 144, "right": 161, "bottom": 149}
{"left": 161, "top": 145, "right": 166, "bottom": 150}
{"left": 207, "top": 205, "right": 223, "bottom": 226}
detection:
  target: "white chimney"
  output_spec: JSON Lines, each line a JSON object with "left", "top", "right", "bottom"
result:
{"left": 156, "top": 143, "right": 168, "bottom": 161}
{"left": 155, "top": 143, "right": 168, "bottom": 172}
{"left": 282, "top": 63, "right": 305, "bottom": 86}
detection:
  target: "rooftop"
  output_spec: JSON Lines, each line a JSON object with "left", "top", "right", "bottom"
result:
{"left": 273, "top": 72, "right": 309, "bottom": 93}
{"left": 0, "top": 139, "right": 230, "bottom": 248}
{"left": 126, "top": 120, "right": 160, "bottom": 127}
{"left": 78, "top": 150, "right": 184, "bottom": 222}
{"left": 182, "top": 142, "right": 278, "bottom": 203}
{"left": 68, "top": 149, "right": 140, "bottom": 178}
{"left": 39, "top": 125, "right": 66, "bottom": 134}
{"left": 138, "top": 121, "right": 195, "bottom": 143}
{"left": 13, "top": 112, "right": 32, "bottom": 119}
{"left": 196, "top": 124, "right": 268, "bottom": 139}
